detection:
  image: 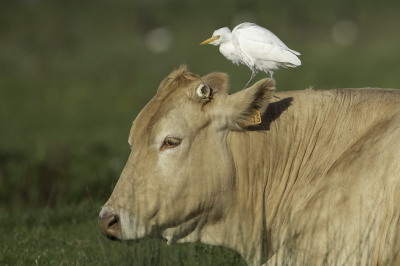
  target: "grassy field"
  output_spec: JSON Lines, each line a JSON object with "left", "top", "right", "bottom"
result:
{"left": 1, "top": 0, "right": 400, "bottom": 265}
{"left": 1, "top": 203, "right": 245, "bottom": 265}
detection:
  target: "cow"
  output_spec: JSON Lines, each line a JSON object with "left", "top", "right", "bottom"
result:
{"left": 98, "top": 65, "right": 400, "bottom": 266}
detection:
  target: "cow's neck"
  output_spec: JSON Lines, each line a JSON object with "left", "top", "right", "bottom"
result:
{"left": 196, "top": 169, "right": 267, "bottom": 266}
{"left": 223, "top": 88, "right": 396, "bottom": 265}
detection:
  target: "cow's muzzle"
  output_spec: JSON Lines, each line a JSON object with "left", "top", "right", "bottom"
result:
{"left": 98, "top": 212, "right": 120, "bottom": 240}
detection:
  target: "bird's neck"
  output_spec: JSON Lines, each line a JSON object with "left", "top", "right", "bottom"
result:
{"left": 220, "top": 31, "right": 232, "bottom": 43}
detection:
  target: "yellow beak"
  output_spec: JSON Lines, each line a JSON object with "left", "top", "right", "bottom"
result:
{"left": 200, "top": 36, "right": 219, "bottom": 45}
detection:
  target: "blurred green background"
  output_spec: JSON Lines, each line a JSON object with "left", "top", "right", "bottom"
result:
{"left": 1, "top": 0, "right": 400, "bottom": 265}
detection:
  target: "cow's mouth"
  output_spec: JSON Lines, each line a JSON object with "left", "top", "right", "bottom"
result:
{"left": 99, "top": 209, "right": 165, "bottom": 244}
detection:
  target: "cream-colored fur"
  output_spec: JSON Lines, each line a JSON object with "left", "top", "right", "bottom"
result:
{"left": 100, "top": 66, "right": 400, "bottom": 266}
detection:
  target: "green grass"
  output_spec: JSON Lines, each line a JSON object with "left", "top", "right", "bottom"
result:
{"left": 1, "top": 0, "right": 400, "bottom": 264}
{"left": 0, "top": 203, "right": 245, "bottom": 265}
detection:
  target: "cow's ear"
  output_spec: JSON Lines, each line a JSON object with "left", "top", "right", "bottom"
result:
{"left": 157, "top": 77, "right": 169, "bottom": 93}
{"left": 226, "top": 78, "right": 275, "bottom": 131}
{"left": 201, "top": 72, "right": 230, "bottom": 93}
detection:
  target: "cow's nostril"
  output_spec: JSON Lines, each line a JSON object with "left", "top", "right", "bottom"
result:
{"left": 107, "top": 215, "right": 119, "bottom": 237}
{"left": 109, "top": 217, "right": 118, "bottom": 227}
{"left": 98, "top": 213, "right": 120, "bottom": 240}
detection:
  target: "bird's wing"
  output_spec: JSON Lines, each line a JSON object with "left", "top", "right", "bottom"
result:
{"left": 232, "top": 23, "right": 301, "bottom": 56}
{"left": 237, "top": 39, "right": 301, "bottom": 66}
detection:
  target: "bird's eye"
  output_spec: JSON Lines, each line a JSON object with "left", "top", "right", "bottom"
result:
{"left": 160, "top": 136, "right": 182, "bottom": 151}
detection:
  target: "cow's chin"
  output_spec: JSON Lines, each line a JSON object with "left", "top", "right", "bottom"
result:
{"left": 117, "top": 228, "right": 194, "bottom": 247}
{"left": 122, "top": 215, "right": 203, "bottom": 246}
{"left": 157, "top": 215, "right": 204, "bottom": 245}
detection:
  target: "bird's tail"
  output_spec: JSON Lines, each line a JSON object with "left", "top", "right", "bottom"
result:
{"left": 282, "top": 50, "right": 301, "bottom": 67}
{"left": 287, "top": 48, "right": 301, "bottom": 56}
{"left": 282, "top": 62, "right": 301, "bottom": 68}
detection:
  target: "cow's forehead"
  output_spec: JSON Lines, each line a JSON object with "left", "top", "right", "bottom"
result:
{"left": 129, "top": 66, "right": 202, "bottom": 146}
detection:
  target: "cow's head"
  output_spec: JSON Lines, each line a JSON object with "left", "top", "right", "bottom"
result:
{"left": 98, "top": 65, "right": 275, "bottom": 247}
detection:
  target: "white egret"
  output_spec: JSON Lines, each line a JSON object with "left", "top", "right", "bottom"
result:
{"left": 200, "top": 22, "right": 301, "bottom": 89}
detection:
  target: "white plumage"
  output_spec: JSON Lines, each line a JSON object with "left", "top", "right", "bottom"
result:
{"left": 200, "top": 22, "right": 301, "bottom": 89}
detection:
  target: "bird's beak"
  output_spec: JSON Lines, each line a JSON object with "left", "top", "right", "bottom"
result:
{"left": 200, "top": 36, "right": 219, "bottom": 45}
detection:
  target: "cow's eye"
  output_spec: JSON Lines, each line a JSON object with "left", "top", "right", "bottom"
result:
{"left": 160, "top": 136, "right": 182, "bottom": 151}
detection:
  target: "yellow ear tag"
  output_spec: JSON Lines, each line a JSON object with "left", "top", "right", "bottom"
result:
{"left": 244, "top": 110, "right": 262, "bottom": 126}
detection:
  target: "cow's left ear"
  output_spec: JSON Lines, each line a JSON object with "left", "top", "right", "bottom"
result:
{"left": 225, "top": 78, "right": 275, "bottom": 131}
{"left": 201, "top": 72, "right": 230, "bottom": 93}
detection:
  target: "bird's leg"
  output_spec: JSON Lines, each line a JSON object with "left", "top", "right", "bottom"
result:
{"left": 269, "top": 70, "right": 274, "bottom": 79}
{"left": 242, "top": 71, "right": 256, "bottom": 90}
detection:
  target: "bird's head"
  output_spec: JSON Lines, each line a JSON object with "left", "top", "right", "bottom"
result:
{"left": 200, "top": 27, "right": 231, "bottom": 46}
